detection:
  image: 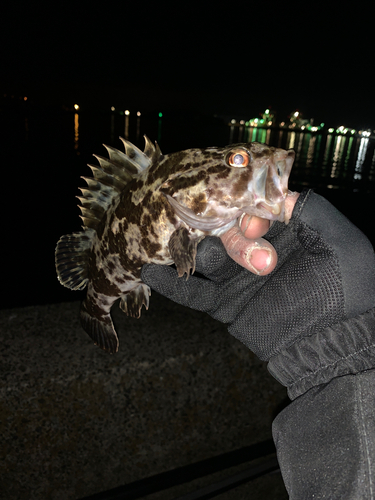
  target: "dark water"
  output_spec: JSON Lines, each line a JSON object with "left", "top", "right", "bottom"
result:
{"left": 2, "top": 107, "right": 374, "bottom": 309}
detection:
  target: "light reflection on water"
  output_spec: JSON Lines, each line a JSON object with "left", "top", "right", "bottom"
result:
{"left": 18, "top": 108, "right": 374, "bottom": 195}
{"left": 229, "top": 125, "right": 375, "bottom": 192}
{"left": 67, "top": 110, "right": 375, "bottom": 194}
{"left": 74, "top": 112, "right": 79, "bottom": 152}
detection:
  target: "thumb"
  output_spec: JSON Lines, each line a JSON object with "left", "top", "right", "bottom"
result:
{"left": 220, "top": 227, "right": 277, "bottom": 275}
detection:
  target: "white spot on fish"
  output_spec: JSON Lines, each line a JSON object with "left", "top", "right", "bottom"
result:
{"left": 111, "top": 218, "right": 120, "bottom": 233}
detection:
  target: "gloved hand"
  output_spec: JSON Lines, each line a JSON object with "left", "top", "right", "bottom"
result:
{"left": 141, "top": 189, "right": 375, "bottom": 397}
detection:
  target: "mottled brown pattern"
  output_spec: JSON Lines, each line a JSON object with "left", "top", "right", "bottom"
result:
{"left": 190, "top": 192, "right": 208, "bottom": 215}
{"left": 231, "top": 170, "right": 252, "bottom": 197}
{"left": 83, "top": 297, "right": 109, "bottom": 319}
{"left": 107, "top": 261, "right": 115, "bottom": 272}
{"left": 250, "top": 143, "right": 273, "bottom": 158}
{"left": 201, "top": 150, "right": 223, "bottom": 160}
{"left": 94, "top": 213, "right": 108, "bottom": 241}
{"left": 160, "top": 170, "right": 209, "bottom": 196}
{"left": 166, "top": 207, "right": 178, "bottom": 225}
{"left": 207, "top": 186, "right": 224, "bottom": 201}
{"left": 92, "top": 265, "right": 122, "bottom": 297}
{"left": 141, "top": 213, "right": 158, "bottom": 237}
{"left": 120, "top": 219, "right": 129, "bottom": 232}
{"left": 108, "top": 229, "right": 144, "bottom": 276}
{"left": 206, "top": 165, "right": 231, "bottom": 178}
{"left": 149, "top": 152, "right": 187, "bottom": 181}
{"left": 141, "top": 237, "right": 162, "bottom": 258}
{"left": 56, "top": 137, "right": 294, "bottom": 353}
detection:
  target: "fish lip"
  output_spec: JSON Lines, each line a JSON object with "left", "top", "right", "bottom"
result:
{"left": 258, "top": 202, "right": 282, "bottom": 216}
{"left": 241, "top": 201, "right": 285, "bottom": 221}
{"left": 258, "top": 200, "right": 285, "bottom": 218}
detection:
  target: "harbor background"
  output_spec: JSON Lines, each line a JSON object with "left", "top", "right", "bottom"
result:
{"left": 1, "top": 100, "right": 374, "bottom": 309}
{"left": 2, "top": 2, "right": 375, "bottom": 498}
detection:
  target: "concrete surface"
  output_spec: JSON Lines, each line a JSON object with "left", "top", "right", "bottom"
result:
{"left": 0, "top": 293, "right": 288, "bottom": 499}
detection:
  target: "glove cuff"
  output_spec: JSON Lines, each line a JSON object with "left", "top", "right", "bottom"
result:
{"left": 268, "top": 307, "right": 375, "bottom": 400}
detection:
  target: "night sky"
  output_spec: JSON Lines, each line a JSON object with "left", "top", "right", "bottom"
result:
{"left": 3, "top": 3, "right": 375, "bottom": 129}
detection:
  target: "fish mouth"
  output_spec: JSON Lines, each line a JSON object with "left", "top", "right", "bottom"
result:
{"left": 258, "top": 202, "right": 282, "bottom": 217}
{"left": 242, "top": 201, "right": 285, "bottom": 222}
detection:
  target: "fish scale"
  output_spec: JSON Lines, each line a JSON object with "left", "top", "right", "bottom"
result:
{"left": 55, "top": 136, "right": 294, "bottom": 353}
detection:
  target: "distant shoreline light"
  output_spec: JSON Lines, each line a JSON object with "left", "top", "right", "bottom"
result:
{"left": 229, "top": 110, "right": 373, "bottom": 138}
{"left": 3, "top": 95, "right": 373, "bottom": 138}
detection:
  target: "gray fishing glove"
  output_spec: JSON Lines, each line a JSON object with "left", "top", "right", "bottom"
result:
{"left": 141, "top": 189, "right": 375, "bottom": 398}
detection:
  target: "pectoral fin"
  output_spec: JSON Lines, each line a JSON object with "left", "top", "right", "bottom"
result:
{"left": 119, "top": 283, "right": 151, "bottom": 318}
{"left": 169, "top": 226, "right": 202, "bottom": 278}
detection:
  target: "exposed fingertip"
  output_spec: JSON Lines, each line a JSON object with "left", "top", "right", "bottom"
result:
{"left": 221, "top": 227, "right": 277, "bottom": 275}
{"left": 244, "top": 246, "right": 276, "bottom": 275}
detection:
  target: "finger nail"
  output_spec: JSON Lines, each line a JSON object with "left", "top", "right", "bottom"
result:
{"left": 244, "top": 244, "right": 273, "bottom": 275}
{"left": 239, "top": 213, "right": 252, "bottom": 232}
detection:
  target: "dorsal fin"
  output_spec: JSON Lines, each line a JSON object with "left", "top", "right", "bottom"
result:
{"left": 103, "top": 145, "right": 140, "bottom": 175}
{"left": 93, "top": 155, "right": 134, "bottom": 183}
{"left": 77, "top": 136, "right": 162, "bottom": 231}
{"left": 119, "top": 137, "right": 152, "bottom": 170}
{"left": 143, "top": 136, "right": 163, "bottom": 162}
{"left": 87, "top": 164, "right": 126, "bottom": 192}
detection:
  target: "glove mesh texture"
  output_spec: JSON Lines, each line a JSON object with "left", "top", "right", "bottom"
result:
{"left": 228, "top": 222, "right": 345, "bottom": 360}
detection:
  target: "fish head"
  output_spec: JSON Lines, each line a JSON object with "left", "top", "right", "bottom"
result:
{"left": 159, "top": 142, "right": 295, "bottom": 232}
{"left": 221, "top": 142, "right": 295, "bottom": 220}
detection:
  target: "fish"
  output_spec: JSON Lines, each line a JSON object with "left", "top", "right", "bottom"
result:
{"left": 55, "top": 137, "right": 295, "bottom": 353}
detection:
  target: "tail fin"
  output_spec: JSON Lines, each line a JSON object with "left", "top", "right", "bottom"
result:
{"left": 80, "top": 300, "right": 119, "bottom": 354}
{"left": 55, "top": 229, "right": 94, "bottom": 290}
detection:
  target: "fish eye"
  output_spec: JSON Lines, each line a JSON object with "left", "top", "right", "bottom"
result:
{"left": 227, "top": 149, "right": 250, "bottom": 168}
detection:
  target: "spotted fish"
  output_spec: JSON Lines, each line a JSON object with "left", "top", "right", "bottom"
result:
{"left": 55, "top": 137, "right": 294, "bottom": 353}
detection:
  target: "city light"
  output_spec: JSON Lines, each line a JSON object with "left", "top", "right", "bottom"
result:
{"left": 229, "top": 111, "right": 367, "bottom": 136}
{"left": 60, "top": 101, "right": 372, "bottom": 139}
{"left": 361, "top": 130, "right": 371, "bottom": 137}
{"left": 336, "top": 126, "right": 348, "bottom": 134}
